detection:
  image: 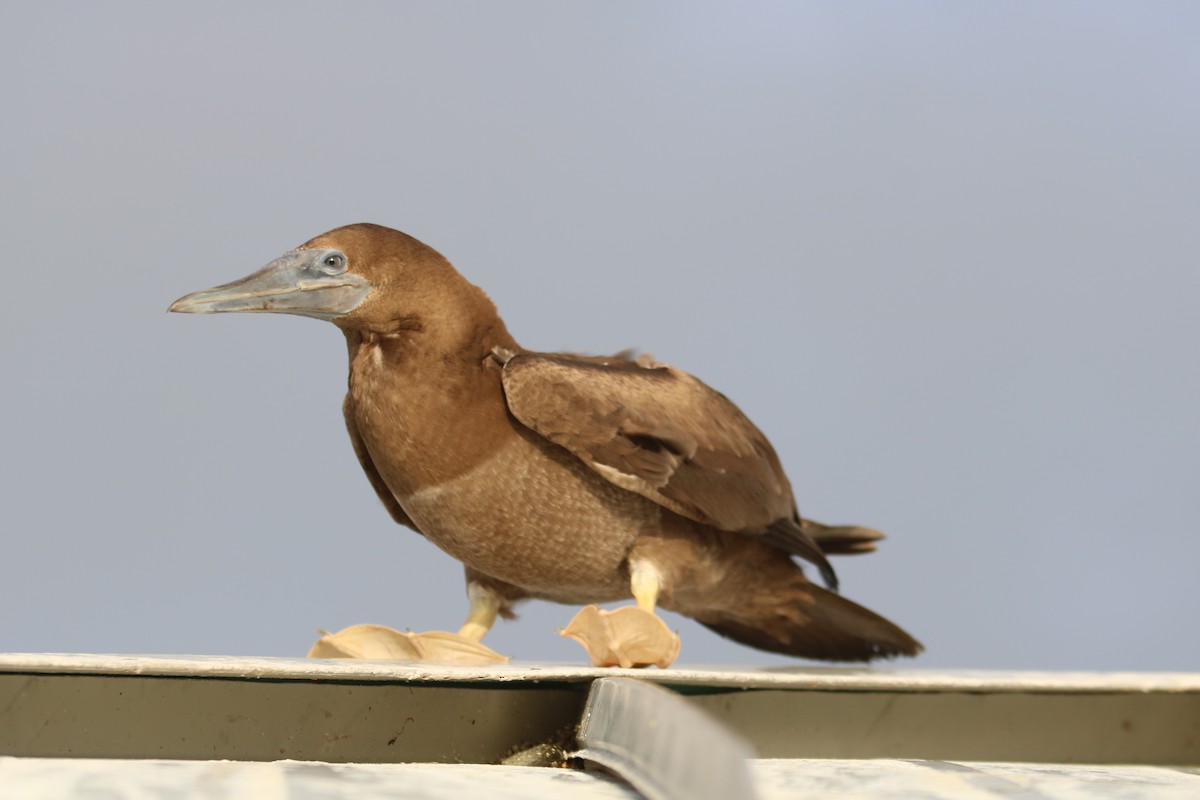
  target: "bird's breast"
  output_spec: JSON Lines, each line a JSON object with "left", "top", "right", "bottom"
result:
{"left": 393, "top": 432, "right": 658, "bottom": 602}
{"left": 346, "top": 339, "right": 659, "bottom": 601}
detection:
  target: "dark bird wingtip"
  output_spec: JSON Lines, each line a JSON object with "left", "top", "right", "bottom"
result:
{"left": 820, "top": 562, "right": 840, "bottom": 593}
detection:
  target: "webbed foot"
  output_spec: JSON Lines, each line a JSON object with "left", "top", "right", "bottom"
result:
{"left": 308, "top": 623, "right": 508, "bottom": 665}
{"left": 561, "top": 605, "right": 681, "bottom": 668}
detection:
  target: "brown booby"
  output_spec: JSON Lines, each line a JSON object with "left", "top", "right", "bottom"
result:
{"left": 171, "top": 223, "right": 921, "bottom": 666}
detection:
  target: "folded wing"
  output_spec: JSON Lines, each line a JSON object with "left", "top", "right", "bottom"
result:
{"left": 497, "top": 350, "right": 837, "bottom": 588}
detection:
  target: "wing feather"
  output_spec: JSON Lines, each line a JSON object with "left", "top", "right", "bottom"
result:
{"left": 498, "top": 351, "right": 837, "bottom": 586}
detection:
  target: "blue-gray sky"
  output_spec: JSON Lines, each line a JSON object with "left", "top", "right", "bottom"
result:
{"left": 3, "top": 2, "right": 1197, "bottom": 670}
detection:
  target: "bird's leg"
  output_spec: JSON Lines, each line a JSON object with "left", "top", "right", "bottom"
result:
{"left": 561, "top": 560, "right": 681, "bottom": 668}
{"left": 399, "top": 580, "right": 508, "bottom": 660}
{"left": 630, "top": 560, "right": 662, "bottom": 612}
{"left": 457, "top": 581, "right": 502, "bottom": 641}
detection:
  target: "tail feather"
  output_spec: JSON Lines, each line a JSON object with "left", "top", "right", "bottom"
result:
{"left": 697, "top": 581, "right": 922, "bottom": 662}
{"left": 801, "top": 519, "right": 885, "bottom": 556}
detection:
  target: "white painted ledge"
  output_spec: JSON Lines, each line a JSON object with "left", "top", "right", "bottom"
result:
{"left": 2, "top": 652, "right": 1197, "bottom": 693}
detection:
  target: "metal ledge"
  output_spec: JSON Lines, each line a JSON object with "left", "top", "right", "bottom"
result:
{"left": 1, "top": 654, "right": 1197, "bottom": 765}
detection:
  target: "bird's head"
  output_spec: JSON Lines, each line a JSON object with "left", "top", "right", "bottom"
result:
{"left": 169, "top": 223, "right": 476, "bottom": 335}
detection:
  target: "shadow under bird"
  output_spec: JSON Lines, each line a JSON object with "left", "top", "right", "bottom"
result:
{"left": 170, "top": 223, "right": 921, "bottom": 667}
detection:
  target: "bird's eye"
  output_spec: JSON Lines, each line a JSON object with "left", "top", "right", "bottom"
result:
{"left": 320, "top": 253, "right": 346, "bottom": 275}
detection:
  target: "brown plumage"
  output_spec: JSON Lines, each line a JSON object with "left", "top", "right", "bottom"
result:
{"left": 171, "top": 223, "right": 921, "bottom": 663}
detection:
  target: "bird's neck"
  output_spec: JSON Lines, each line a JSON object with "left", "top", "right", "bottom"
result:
{"left": 341, "top": 292, "right": 523, "bottom": 498}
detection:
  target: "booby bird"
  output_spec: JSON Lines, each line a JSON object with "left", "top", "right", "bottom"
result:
{"left": 171, "top": 223, "right": 921, "bottom": 666}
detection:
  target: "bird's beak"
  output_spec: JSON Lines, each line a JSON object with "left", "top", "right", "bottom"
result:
{"left": 169, "top": 248, "right": 371, "bottom": 321}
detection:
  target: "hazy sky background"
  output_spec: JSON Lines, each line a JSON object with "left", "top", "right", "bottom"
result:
{"left": 3, "top": 3, "right": 1197, "bottom": 671}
